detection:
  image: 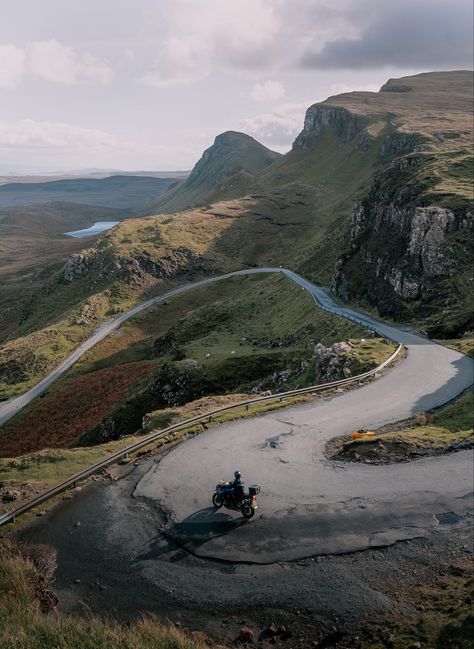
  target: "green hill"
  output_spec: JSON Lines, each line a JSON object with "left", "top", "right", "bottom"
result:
{"left": 151, "top": 131, "right": 281, "bottom": 213}
{"left": 206, "top": 70, "right": 474, "bottom": 334}
{"left": 0, "top": 175, "right": 178, "bottom": 210}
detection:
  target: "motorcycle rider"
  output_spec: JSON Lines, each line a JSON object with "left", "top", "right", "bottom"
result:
{"left": 231, "top": 470, "right": 244, "bottom": 502}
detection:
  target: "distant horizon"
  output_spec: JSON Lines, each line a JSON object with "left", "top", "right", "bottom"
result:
{"left": 0, "top": 167, "right": 192, "bottom": 177}
{"left": 3, "top": 66, "right": 474, "bottom": 177}
{"left": 2, "top": 0, "right": 472, "bottom": 172}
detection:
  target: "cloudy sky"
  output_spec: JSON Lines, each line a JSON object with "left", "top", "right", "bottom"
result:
{"left": 1, "top": 0, "right": 472, "bottom": 173}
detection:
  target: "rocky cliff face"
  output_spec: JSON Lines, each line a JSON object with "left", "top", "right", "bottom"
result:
{"left": 314, "top": 341, "right": 354, "bottom": 382}
{"left": 332, "top": 154, "right": 474, "bottom": 334}
{"left": 293, "top": 104, "right": 370, "bottom": 150}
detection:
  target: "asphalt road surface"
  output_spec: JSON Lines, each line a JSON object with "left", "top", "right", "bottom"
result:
{"left": 11, "top": 268, "right": 473, "bottom": 624}
{"left": 136, "top": 273, "right": 473, "bottom": 562}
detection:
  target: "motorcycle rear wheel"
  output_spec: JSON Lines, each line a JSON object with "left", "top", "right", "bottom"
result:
{"left": 212, "top": 493, "right": 223, "bottom": 508}
{"left": 241, "top": 502, "right": 255, "bottom": 519}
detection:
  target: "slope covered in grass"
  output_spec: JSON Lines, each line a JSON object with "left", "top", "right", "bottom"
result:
{"left": 333, "top": 390, "right": 473, "bottom": 464}
{"left": 0, "top": 539, "right": 207, "bottom": 649}
{"left": 0, "top": 273, "right": 389, "bottom": 457}
{"left": 151, "top": 131, "right": 281, "bottom": 213}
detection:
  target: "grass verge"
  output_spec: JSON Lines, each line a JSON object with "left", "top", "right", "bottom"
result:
{"left": 362, "top": 561, "right": 474, "bottom": 649}
{"left": 330, "top": 390, "right": 473, "bottom": 463}
{"left": 0, "top": 538, "right": 209, "bottom": 649}
{"left": 437, "top": 336, "right": 474, "bottom": 358}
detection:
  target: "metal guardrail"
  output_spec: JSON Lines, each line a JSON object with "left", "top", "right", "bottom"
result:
{"left": 0, "top": 342, "right": 402, "bottom": 526}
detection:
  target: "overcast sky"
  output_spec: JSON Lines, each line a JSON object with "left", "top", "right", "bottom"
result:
{"left": 1, "top": 0, "right": 472, "bottom": 173}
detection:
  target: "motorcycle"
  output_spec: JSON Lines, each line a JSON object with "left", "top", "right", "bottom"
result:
{"left": 212, "top": 481, "right": 261, "bottom": 519}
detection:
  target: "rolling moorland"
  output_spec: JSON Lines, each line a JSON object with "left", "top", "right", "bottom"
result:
{"left": 0, "top": 174, "right": 183, "bottom": 342}
{"left": 0, "top": 272, "right": 393, "bottom": 456}
{"left": 0, "top": 70, "right": 473, "bottom": 649}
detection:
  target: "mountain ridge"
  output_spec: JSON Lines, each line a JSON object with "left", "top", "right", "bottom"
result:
{"left": 150, "top": 131, "right": 281, "bottom": 213}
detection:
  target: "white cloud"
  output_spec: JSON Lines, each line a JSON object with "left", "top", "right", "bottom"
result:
{"left": 123, "top": 48, "right": 136, "bottom": 62}
{"left": 0, "top": 43, "right": 26, "bottom": 87}
{"left": 141, "top": 36, "right": 207, "bottom": 88}
{"left": 0, "top": 40, "right": 114, "bottom": 86}
{"left": 240, "top": 101, "right": 311, "bottom": 148}
{"left": 0, "top": 119, "right": 117, "bottom": 150}
{"left": 139, "top": 0, "right": 377, "bottom": 89}
{"left": 249, "top": 80, "right": 285, "bottom": 102}
{"left": 141, "top": 0, "right": 281, "bottom": 87}
{"left": 26, "top": 40, "right": 114, "bottom": 85}
{"left": 0, "top": 118, "right": 214, "bottom": 171}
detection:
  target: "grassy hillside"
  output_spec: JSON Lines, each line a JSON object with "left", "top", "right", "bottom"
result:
{"left": 0, "top": 206, "right": 242, "bottom": 398}
{"left": 0, "top": 539, "right": 206, "bottom": 649}
{"left": 0, "top": 273, "right": 390, "bottom": 456}
{"left": 152, "top": 131, "right": 281, "bottom": 213}
{"left": 0, "top": 175, "right": 177, "bottom": 210}
{"left": 0, "top": 175, "right": 183, "bottom": 341}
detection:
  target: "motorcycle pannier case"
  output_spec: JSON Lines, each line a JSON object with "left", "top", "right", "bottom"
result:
{"left": 249, "top": 484, "right": 261, "bottom": 496}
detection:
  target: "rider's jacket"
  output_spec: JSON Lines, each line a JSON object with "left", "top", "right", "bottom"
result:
{"left": 232, "top": 477, "right": 244, "bottom": 498}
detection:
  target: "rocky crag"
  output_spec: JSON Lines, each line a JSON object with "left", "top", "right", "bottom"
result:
{"left": 331, "top": 149, "right": 473, "bottom": 335}
{"left": 291, "top": 71, "right": 473, "bottom": 336}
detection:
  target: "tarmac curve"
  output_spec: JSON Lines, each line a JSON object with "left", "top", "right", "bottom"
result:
{"left": 14, "top": 267, "right": 473, "bottom": 567}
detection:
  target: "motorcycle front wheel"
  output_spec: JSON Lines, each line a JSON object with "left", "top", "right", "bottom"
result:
{"left": 212, "top": 492, "right": 223, "bottom": 508}
{"left": 241, "top": 502, "right": 255, "bottom": 519}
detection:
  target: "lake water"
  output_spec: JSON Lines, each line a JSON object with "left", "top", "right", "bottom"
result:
{"left": 64, "top": 221, "right": 119, "bottom": 238}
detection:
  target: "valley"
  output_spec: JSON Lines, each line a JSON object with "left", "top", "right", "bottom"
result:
{"left": 2, "top": 72, "right": 472, "bottom": 403}
{"left": 0, "top": 174, "right": 184, "bottom": 343}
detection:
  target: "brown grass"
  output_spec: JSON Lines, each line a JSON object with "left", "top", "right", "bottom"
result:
{"left": 0, "top": 361, "right": 155, "bottom": 457}
{"left": 0, "top": 538, "right": 210, "bottom": 649}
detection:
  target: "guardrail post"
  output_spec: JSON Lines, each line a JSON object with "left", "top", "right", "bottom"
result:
{"left": 245, "top": 404, "right": 249, "bottom": 411}
{"left": 208, "top": 416, "right": 213, "bottom": 422}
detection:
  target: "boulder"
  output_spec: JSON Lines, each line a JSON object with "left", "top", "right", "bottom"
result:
{"left": 1, "top": 489, "right": 18, "bottom": 503}
{"left": 237, "top": 627, "right": 254, "bottom": 643}
{"left": 314, "top": 342, "right": 354, "bottom": 382}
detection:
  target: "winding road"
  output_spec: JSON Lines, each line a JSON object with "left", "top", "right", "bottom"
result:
{"left": 13, "top": 267, "right": 473, "bottom": 624}
{"left": 0, "top": 268, "right": 285, "bottom": 427}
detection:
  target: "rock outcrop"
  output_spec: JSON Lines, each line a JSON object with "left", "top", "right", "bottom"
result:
{"left": 331, "top": 155, "right": 474, "bottom": 333}
{"left": 293, "top": 105, "right": 369, "bottom": 150}
{"left": 314, "top": 342, "right": 354, "bottom": 382}
{"left": 61, "top": 245, "right": 204, "bottom": 287}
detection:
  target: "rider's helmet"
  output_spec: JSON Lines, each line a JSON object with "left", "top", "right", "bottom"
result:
{"left": 234, "top": 470, "right": 241, "bottom": 479}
